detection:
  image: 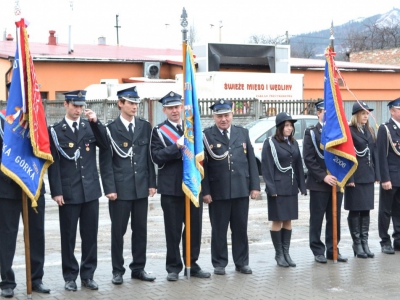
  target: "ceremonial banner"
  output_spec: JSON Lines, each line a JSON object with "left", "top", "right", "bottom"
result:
{"left": 321, "top": 47, "right": 357, "bottom": 189}
{"left": 182, "top": 45, "right": 204, "bottom": 207}
{"left": 1, "top": 18, "right": 53, "bottom": 207}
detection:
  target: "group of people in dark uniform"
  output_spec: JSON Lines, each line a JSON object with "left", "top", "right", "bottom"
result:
{"left": 1, "top": 86, "right": 400, "bottom": 298}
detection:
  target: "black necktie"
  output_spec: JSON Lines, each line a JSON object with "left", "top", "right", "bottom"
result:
{"left": 128, "top": 123, "right": 134, "bottom": 139}
{"left": 177, "top": 124, "right": 183, "bottom": 136}
{"left": 223, "top": 129, "right": 229, "bottom": 143}
{"left": 72, "top": 122, "right": 78, "bottom": 139}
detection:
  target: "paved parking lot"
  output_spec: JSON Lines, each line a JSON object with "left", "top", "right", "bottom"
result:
{"left": 10, "top": 182, "right": 400, "bottom": 299}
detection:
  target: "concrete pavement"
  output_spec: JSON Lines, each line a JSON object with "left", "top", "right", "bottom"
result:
{"left": 9, "top": 183, "right": 400, "bottom": 299}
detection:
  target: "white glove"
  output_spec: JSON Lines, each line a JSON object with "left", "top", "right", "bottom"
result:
{"left": 177, "top": 135, "right": 185, "bottom": 146}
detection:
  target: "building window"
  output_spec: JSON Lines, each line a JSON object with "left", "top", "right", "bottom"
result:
{"left": 40, "top": 92, "right": 48, "bottom": 100}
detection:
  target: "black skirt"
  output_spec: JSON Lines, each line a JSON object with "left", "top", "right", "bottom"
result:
{"left": 267, "top": 194, "right": 298, "bottom": 221}
{"left": 344, "top": 182, "right": 374, "bottom": 211}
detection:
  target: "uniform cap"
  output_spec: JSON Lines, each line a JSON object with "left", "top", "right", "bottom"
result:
{"left": 209, "top": 99, "right": 232, "bottom": 114}
{"left": 159, "top": 91, "right": 182, "bottom": 107}
{"left": 275, "top": 112, "right": 297, "bottom": 127}
{"left": 117, "top": 86, "right": 141, "bottom": 103}
{"left": 352, "top": 101, "right": 373, "bottom": 115}
{"left": 64, "top": 90, "right": 86, "bottom": 105}
{"left": 388, "top": 97, "right": 400, "bottom": 109}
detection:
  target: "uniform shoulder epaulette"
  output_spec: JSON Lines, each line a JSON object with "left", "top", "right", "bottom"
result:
{"left": 51, "top": 121, "right": 60, "bottom": 127}
{"left": 233, "top": 124, "right": 243, "bottom": 128}
{"left": 307, "top": 125, "right": 315, "bottom": 129}
{"left": 139, "top": 117, "right": 149, "bottom": 123}
{"left": 106, "top": 119, "right": 114, "bottom": 126}
{"left": 203, "top": 126, "right": 212, "bottom": 132}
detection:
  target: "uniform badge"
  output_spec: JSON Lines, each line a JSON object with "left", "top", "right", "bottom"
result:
{"left": 81, "top": 122, "right": 85, "bottom": 128}
{"left": 217, "top": 144, "right": 221, "bottom": 148}
{"left": 319, "top": 128, "right": 322, "bottom": 133}
{"left": 394, "top": 125, "right": 397, "bottom": 130}
{"left": 209, "top": 144, "right": 214, "bottom": 149}
{"left": 85, "top": 143, "right": 90, "bottom": 151}
{"left": 243, "top": 142, "right": 247, "bottom": 154}
{"left": 123, "top": 142, "right": 128, "bottom": 147}
{"left": 62, "top": 124, "right": 67, "bottom": 131}
{"left": 69, "top": 142, "right": 74, "bottom": 148}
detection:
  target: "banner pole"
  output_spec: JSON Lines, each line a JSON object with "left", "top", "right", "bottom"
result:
{"left": 22, "top": 192, "right": 33, "bottom": 298}
{"left": 181, "top": 7, "right": 191, "bottom": 279}
{"left": 332, "top": 185, "right": 338, "bottom": 263}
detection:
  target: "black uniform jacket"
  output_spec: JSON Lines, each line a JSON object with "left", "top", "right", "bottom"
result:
{"left": 303, "top": 123, "right": 332, "bottom": 192}
{"left": 202, "top": 125, "right": 260, "bottom": 200}
{"left": 150, "top": 120, "right": 184, "bottom": 197}
{"left": 1, "top": 118, "right": 45, "bottom": 198}
{"left": 262, "top": 136, "right": 306, "bottom": 196}
{"left": 347, "top": 125, "right": 380, "bottom": 184}
{"left": 48, "top": 118, "right": 108, "bottom": 203}
{"left": 100, "top": 116, "right": 156, "bottom": 200}
{"left": 377, "top": 118, "right": 400, "bottom": 186}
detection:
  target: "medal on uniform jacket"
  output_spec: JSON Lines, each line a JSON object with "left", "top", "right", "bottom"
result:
{"left": 217, "top": 144, "right": 221, "bottom": 148}
{"left": 243, "top": 142, "right": 247, "bottom": 154}
{"left": 123, "top": 142, "right": 128, "bottom": 147}
{"left": 86, "top": 143, "right": 90, "bottom": 151}
{"left": 69, "top": 142, "right": 74, "bottom": 148}
{"left": 209, "top": 144, "right": 213, "bottom": 149}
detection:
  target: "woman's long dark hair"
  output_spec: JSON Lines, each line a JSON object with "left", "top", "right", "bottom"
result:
{"left": 274, "top": 121, "right": 295, "bottom": 143}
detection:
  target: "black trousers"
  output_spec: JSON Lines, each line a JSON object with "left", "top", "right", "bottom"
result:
{"left": 109, "top": 198, "right": 148, "bottom": 276}
{"left": 309, "top": 190, "right": 343, "bottom": 256}
{"left": 58, "top": 199, "right": 99, "bottom": 281}
{"left": 160, "top": 195, "right": 203, "bottom": 274}
{"left": 378, "top": 186, "right": 400, "bottom": 246}
{"left": 208, "top": 197, "right": 249, "bottom": 268}
{"left": 0, "top": 195, "right": 45, "bottom": 290}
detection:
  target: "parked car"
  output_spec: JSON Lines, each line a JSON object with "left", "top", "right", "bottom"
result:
{"left": 244, "top": 115, "right": 318, "bottom": 175}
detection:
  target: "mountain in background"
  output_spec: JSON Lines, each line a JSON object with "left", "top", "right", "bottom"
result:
{"left": 290, "top": 8, "right": 400, "bottom": 59}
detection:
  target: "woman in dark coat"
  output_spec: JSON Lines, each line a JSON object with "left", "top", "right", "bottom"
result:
{"left": 345, "top": 102, "right": 380, "bottom": 258}
{"left": 261, "top": 112, "right": 306, "bottom": 268}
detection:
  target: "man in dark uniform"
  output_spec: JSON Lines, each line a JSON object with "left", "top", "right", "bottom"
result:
{"left": 0, "top": 116, "right": 50, "bottom": 298}
{"left": 150, "top": 91, "right": 210, "bottom": 281}
{"left": 376, "top": 98, "right": 400, "bottom": 254}
{"left": 47, "top": 90, "right": 108, "bottom": 291}
{"left": 99, "top": 87, "right": 157, "bottom": 284}
{"left": 202, "top": 100, "right": 260, "bottom": 275}
{"left": 303, "top": 100, "right": 348, "bottom": 263}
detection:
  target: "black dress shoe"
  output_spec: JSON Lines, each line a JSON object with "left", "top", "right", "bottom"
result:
{"left": 1, "top": 288, "right": 14, "bottom": 298}
{"left": 81, "top": 279, "right": 98, "bottom": 290}
{"left": 327, "top": 254, "right": 348, "bottom": 262}
{"left": 184, "top": 269, "right": 211, "bottom": 278}
{"left": 314, "top": 255, "right": 327, "bottom": 263}
{"left": 382, "top": 245, "right": 395, "bottom": 254}
{"left": 33, "top": 283, "right": 51, "bottom": 293}
{"left": 131, "top": 270, "right": 156, "bottom": 282}
{"left": 214, "top": 267, "right": 226, "bottom": 275}
{"left": 235, "top": 265, "right": 252, "bottom": 274}
{"left": 64, "top": 281, "right": 77, "bottom": 291}
{"left": 112, "top": 273, "right": 123, "bottom": 285}
{"left": 167, "top": 272, "right": 178, "bottom": 281}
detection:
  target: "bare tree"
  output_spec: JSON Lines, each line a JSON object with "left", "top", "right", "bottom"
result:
{"left": 248, "top": 34, "right": 287, "bottom": 45}
{"left": 291, "top": 38, "right": 316, "bottom": 58}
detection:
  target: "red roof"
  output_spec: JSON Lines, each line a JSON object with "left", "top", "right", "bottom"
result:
{"left": 0, "top": 41, "right": 183, "bottom": 63}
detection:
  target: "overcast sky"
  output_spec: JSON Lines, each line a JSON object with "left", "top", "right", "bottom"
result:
{"left": 0, "top": 0, "right": 399, "bottom": 49}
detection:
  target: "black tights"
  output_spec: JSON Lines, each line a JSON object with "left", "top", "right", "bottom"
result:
{"left": 348, "top": 210, "right": 370, "bottom": 218}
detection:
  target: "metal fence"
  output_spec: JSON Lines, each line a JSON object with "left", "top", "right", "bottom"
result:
{"left": 1, "top": 98, "right": 388, "bottom": 129}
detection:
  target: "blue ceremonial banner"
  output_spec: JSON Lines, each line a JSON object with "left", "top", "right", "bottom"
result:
{"left": 321, "top": 47, "right": 357, "bottom": 189}
{"left": 1, "top": 19, "right": 53, "bottom": 208}
{"left": 182, "top": 45, "right": 204, "bottom": 208}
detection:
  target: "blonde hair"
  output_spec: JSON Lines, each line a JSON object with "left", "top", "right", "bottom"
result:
{"left": 349, "top": 112, "right": 376, "bottom": 141}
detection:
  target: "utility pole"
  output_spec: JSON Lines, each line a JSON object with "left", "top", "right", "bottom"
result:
{"left": 286, "top": 31, "right": 289, "bottom": 45}
{"left": 115, "top": 14, "right": 121, "bottom": 46}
